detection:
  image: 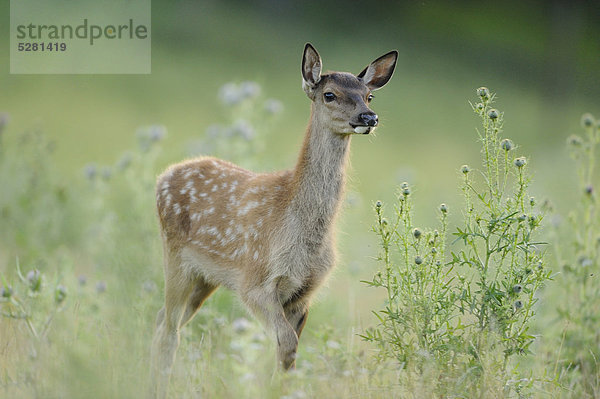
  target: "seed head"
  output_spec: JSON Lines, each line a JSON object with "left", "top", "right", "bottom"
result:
{"left": 375, "top": 200, "right": 382, "bottom": 209}
{"left": 477, "top": 87, "right": 490, "bottom": 100}
{"left": 487, "top": 109, "right": 499, "bottom": 120}
{"left": 414, "top": 256, "right": 423, "bottom": 265}
{"left": 413, "top": 228, "right": 422, "bottom": 239}
{"left": 512, "top": 284, "right": 523, "bottom": 294}
{"left": 529, "top": 197, "right": 535, "bottom": 207}
{"left": 96, "top": 281, "right": 107, "bottom": 294}
{"left": 513, "top": 300, "right": 523, "bottom": 310}
{"left": 585, "top": 185, "right": 593, "bottom": 196}
{"left": 439, "top": 203, "right": 448, "bottom": 213}
{"left": 461, "top": 165, "right": 470, "bottom": 174}
{"left": 433, "top": 229, "right": 439, "bottom": 237}
{"left": 431, "top": 247, "right": 437, "bottom": 254}
{"left": 402, "top": 186, "right": 411, "bottom": 196}
{"left": 381, "top": 218, "right": 388, "bottom": 227}
{"left": 567, "top": 134, "right": 583, "bottom": 147}
{"left": 581, "top": 113, "right": 595, "bottom": 128}
{"left": 514, "top": 157, "right": 527, "bottom": 168}
{"left": 54, "top": 285, "right": 67, "bottom": 304}
{"left": 475, "top": 103, "right": 484, "bottom": 112}
{"left": 27, "top": 270, "right": 42, "bottom": 292}
{"left": 1, "top": 285, "right": 13, "bottom": 298}
{"left": 500, "top": 138, "right": 513, "bottom": 151}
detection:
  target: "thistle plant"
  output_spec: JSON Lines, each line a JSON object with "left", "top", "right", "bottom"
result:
{"left": 553, "top": 112, "right": 599, "bottom": 393}
{"left": 364, "top": 88, "right": 552, "bottom": 388}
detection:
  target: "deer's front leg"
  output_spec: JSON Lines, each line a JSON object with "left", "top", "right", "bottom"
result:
{"left": 242, "top": 285, "right": 299, "bottom": 370}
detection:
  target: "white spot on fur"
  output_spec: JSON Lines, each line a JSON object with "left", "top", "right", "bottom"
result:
{"left": 173, "top": 203, "right": 181, "bottom": 215}
{"left": 253, "top": 250, "right": 259, "bottom": 261}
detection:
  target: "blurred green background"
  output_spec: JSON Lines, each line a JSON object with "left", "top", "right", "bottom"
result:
{"left": 1, "top": 1, "right": 599, "bottom": 395}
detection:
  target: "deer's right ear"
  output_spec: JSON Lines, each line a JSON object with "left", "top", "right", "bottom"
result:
{"left": 302, "top": 43, "right": 322, "bottom": 98}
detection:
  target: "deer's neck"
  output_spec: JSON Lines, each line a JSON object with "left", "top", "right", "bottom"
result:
{"left": 288, "top": 106, "right": 351, "bottom": 241}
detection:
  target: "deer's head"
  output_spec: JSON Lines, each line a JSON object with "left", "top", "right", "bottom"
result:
{"left": 301, "top": 43, "right": 397, "bottom": 135}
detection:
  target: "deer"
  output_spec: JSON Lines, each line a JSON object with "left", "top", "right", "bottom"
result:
{"left": 150, "top": 43, "right": 397, "bottom": 398}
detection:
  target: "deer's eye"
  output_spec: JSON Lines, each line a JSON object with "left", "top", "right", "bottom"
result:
{"left": 367, "top": 94, "right": 374, "bottom": 102}
{"left": 324, "top": 92, "right": 337, "bottom": 102}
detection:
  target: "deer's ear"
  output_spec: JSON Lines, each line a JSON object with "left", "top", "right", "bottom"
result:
{"left": 302, "top": 43, "right": 322, "bottom": 96}
{"left": 357, "top": 50, "right": 398, "bottom": 91}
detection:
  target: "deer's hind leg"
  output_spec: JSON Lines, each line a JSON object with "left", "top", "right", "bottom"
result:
{"left": 151, "top": 253, "right": 195, "bottom": 399}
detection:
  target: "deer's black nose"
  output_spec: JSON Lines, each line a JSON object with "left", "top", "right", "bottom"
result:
{"left": 359, "top": 112, "right": 378, "bottom": 127}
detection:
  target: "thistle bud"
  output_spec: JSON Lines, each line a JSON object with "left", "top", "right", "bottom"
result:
{"left": 27, "top": 270, "right": 42, "bottom": 293}
{"left": 381, "top": 218, "right": 389, "bottom": 228}
{"left": 461, "top": 165, "right": 470, "bottom": 174}
{"left": 581, "top": 113, "right": 595, "bottom": 128}
{"left": 402, "top": 187, "right": 411, "bottom": 196}
{"left": 414, "top": 256, "right": 423, "bottom": 265}
{"left": 55, "top": 285, "right": 67, "bottom": 304}
{"left": 500, "top": 138, "right": 513, "bottom": 151}
{"left": 413, "top": 228, "right": 422, "bottom": 239}
{"left": 513, "top": 300, "right": 523, "bottom": 310}
{"left": 487, "top": 109, "right": 499, "bottom": 120}
{"left": 514, "top": 157, "right": 527, "bottom": 168}
{"left": 439, "top": 203, "right": 448, "bottom": 213}
{"left": 1, "top": 285, "right": 13, "bottom": 298}
{"left": 567, "top": 135, "right": 583, "bottom": 147}
{"left": 475, "top": 103, "right": 484, "bottom": 112}
{"left": 518, "top": 214, "right": 527, "bottom": 222}
{"left": 529, "top": 197, "right": 535, "bottom": 207}
{"left": 512, "top": 284, "right": 523, "bottom": 294}
{"left": 375, "top": 200, "right": 382, "bottom": 209}
{"left": 477, "top": 87, "right": 490, "bottom": 100}
{"left": 585, "top": 185, "right": 593, "bottom": 196}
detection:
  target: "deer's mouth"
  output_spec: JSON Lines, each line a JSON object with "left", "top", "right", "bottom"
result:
{"left": 349, "top": 124, "right": 372, "bottom": 134}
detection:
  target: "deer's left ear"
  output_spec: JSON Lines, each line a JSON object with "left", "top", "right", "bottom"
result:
{"left": 357, "top": 50, "right": 398, "bottom": 91}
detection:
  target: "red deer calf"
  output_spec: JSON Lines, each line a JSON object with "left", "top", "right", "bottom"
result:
{"left": 151, "top": 43, "right": 397, "bottom": 398}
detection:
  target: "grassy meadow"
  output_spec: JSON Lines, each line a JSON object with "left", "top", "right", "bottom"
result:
{"left": 1, "top": 1, "right": 600, "bottom": 397}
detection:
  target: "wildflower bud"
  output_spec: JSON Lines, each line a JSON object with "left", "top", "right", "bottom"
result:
{"left": 487, "top": 109, "right": 499, "bottom": 120}
{"left": 435, "top": 260, "right": 441, "bottom": 266}
{"left": 439, "top": 203, "right": 448, "bottom": 213}
{"left": 500, "top": 138, "right": 513, "bottom": 151}
{"left": 414, "top": 256, "right": 423, "bottom": 265}
{"left": 96, "top": 281, "right": 107, "bottom": 294}
{"left": 461, "top": 165, "right": 470, "bottom": 174}
{"left": 518, "top": 214, "right": 527, "bottom": 222}
{"left": 27, "top": 270, "right": 42, "bottom": 293}
{"left": 1, "top": 285, "right": 13, "bottom": 298}
{"left": 513, "top": 300, "right": 523, "bottom": 310}
{"left": 477, "top": 87, "right": 490, "bottom": 100}
{"left": 567, "top": 135, "right": 583, "bottom": 147}
{"left": 381, "top": 218, "right": 388, "bottom": 227}
{"left": 375, "top": 200, "right": 382, "bottom": 209}
{"left": 514, "top": 157, "right": 527, "bottom": 168}
{"left": 529, "top": 197, "right": 535, "bottom": 207}
{"left": 431, "top": 247, "right": 437, "bottom": 254}
{"left": 402, "top": 187, "right": 411, "bottom": 196}
{"left": 433, "top": 230, "right": 439, "bottom": 237}
{"left": 584, "top": 185, "right": 593, "bottom": 196}
{"left": 537, "top": 261, "right": 544, "bottom": 270}
{"left": 54, "top": 285, "right": 67, "bottom": 304}
{"left": 413, "top": 228, "right": 422, "bottom": 239}
{"left": 475, "top": 103, "right": 484, "bottom": 112}
{"left": 512, "top": 284, "right": 523, "bottom": 294}
{"left": 581, "top": 113, "right": 595, "bottom": 128}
